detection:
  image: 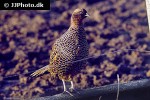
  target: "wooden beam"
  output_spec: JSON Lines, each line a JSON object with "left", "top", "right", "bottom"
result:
{"left": 31, "top": 79, "right": 150, "bottom": 100}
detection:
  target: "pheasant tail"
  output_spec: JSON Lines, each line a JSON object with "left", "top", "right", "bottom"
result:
{"left": 31, "top": 65, "right": 50, "bottom": 77}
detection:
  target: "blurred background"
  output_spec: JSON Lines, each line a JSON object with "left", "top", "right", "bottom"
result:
{"left": 0, "top": 0, "right": 149, "bottom": 99}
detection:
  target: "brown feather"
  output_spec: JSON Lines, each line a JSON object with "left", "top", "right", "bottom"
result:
{"left": 31, "top": 65, "right": 50, "bottom": 77}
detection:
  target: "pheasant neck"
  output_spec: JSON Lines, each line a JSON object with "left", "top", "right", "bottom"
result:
{"left": 70, "top": 17, "right": 83, "bottom": 28}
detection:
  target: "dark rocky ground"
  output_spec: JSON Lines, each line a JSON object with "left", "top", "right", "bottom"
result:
{"left": 0, "top": 0, "right": 150, "bottom": 99}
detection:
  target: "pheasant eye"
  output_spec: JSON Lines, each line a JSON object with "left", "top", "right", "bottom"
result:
{"left": 79, "top": 11, "right": 82, "bottom": 15}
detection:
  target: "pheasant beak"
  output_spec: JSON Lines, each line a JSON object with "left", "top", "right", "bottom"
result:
{"left": 85, "top": 13, "right": 90, "bottom": 17}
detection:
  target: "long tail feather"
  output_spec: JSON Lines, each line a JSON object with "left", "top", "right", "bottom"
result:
{"left": 31, "top": 65, "right": 50, "bottom": 77}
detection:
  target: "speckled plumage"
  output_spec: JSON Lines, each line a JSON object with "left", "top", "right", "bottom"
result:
{"left": 49, "top": 25, "right": 89, "bottom": 81}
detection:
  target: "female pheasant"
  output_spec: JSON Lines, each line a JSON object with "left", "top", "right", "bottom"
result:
{"left": 31, "top": 8, "right": 89, "bottom": 95}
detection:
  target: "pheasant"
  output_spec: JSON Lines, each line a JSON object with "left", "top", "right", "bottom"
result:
{"left": 31, "top": 8, "right": 89, "bottom": 95}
